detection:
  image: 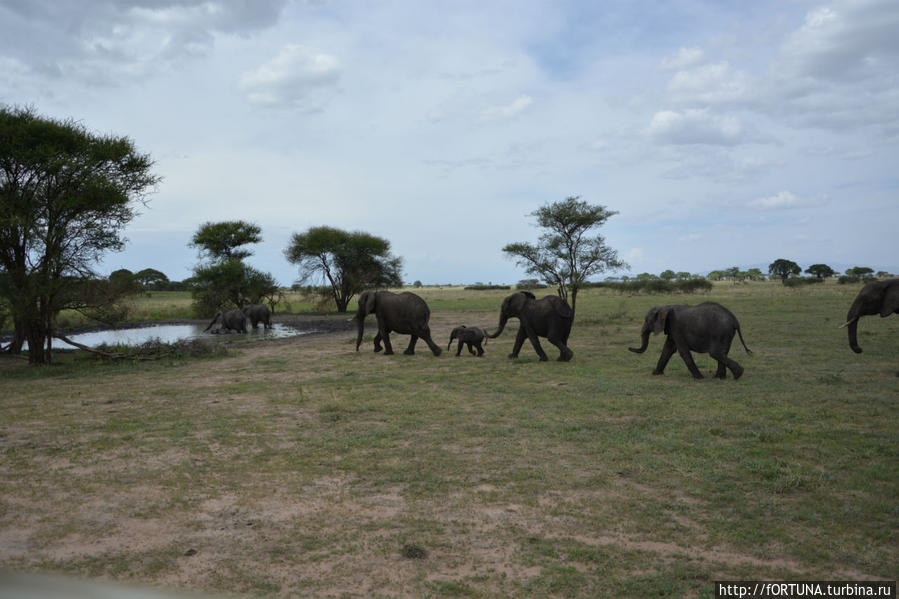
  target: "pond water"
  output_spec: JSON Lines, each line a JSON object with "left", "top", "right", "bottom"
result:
{"left": 12, "top": 323, "right": 316, "bottom": 350}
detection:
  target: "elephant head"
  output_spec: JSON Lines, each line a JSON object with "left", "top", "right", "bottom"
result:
{"left": 486, "top": 291, "right": 535, "bottom": 338}
{"left": 628, "top": 306, "right": 671, "bottom": 353}
{"left": 842, "top": 279, "right": 899, "bottom": 353}
{"left": 354, "top": 290, "right": 378, "bottom": 351}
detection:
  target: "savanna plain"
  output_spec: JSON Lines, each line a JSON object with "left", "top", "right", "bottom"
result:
{"left": 0, "top": 282, "right": 896, "bottom": 598}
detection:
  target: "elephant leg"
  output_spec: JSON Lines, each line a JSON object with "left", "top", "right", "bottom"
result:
{"left": 381, "top": 327, "right": 395, "bottom": 355}
{"left": 509, "top": 328, "right": 527, "bottom": 358}
{"left": 676, "top": 343, "right": 703, "bottom": 379}
{"left": 404, "top": 335, "right": 418, "bottom": 355}
{"left": 467, "top": 342, "right": 476, "bottom": 355}
{"left": 547, "top": 331, "right": 573, "bottom": 362}
{"left": 373, "top": 331, "right": 384, "bottom": 353}
{"left": 714, "top": 360, "right": 727, "bottom": 379}
{"left": 455, "top": 341, "right": 463, "bottom": 356}
{"left": 524, "top": 327, "right": 549, "bottom": 362}
{"left": 653, "top": 337, "right": 677, "bottom": 375}
{"left": 419, "top": 327, "right": 443, "bottom": 356}
{"left": 475, "top": 342, "right": 484, "bottom": 357}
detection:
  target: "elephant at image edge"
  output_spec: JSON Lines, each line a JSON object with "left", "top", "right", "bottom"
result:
{"left": 842, "top": 278, "right": 899, "bottom": 353}
{"left": 354, "top": 290, "right": 442, "bottom": 356}
{"left": 242, "top": 304, "right": 272, "bottom": 329}
{"left": 447, "top": 325, "right": 488, "bottom": 357}
{"left": 487, "top": 291, "right": 573, "bottom": 361}
{"left": 204, "top": 309, "right": 247, "bottom": 333}
{"left": 628, "top": 302, "right": 751, "bottom": 379}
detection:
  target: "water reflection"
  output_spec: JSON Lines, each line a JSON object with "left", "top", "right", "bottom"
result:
{"left": 26, "top": 323, "right": 314, "bottom": 350}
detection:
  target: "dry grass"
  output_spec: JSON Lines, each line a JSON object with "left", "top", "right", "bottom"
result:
{"left": 1, "top": 282, "right": 896, "bottom": 598}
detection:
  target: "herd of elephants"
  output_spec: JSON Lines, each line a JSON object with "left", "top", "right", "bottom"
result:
{"left": 203, "top": 278, "right": 899, "bottom": 379}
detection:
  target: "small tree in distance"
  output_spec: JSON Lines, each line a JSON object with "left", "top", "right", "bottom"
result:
{"left": 805, "top": 264, "right": 835, "bottom": 279}
{"left": 502, "top": 196, "right": 626, "bottom": 317}
{"left": 769, "top": 258, "right": 801, "bottom": 283}
{"left": 285, "top": 226, "right": 403, "bottom": 312}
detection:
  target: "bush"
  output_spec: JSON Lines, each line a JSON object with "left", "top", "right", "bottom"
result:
{"left": 783, "top": 277, "right": 824, "bottom": 287}
{"left": 464, "top": 284, "right": 511, "bottom": 290}
{"left": 589, "top": 279, "right": 711, "bottom": 294}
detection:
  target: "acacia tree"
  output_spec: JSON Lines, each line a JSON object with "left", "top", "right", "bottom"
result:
{"left": 0, "top": 107, "right": 159, "bottom": 363}
{"left": 805, "top": 264, "right": 835, "bottom": 279}
{"left": 768, "top": 258, "right": 801, "bottom": 283}
{"left": 285, "top": 226, "right": 403, "bottom": 312}
{"left": 188, "top": 221, "right": 278, "bottom": 316}
{"left": 502, "top": 196, "right": 626, "bottom": 317}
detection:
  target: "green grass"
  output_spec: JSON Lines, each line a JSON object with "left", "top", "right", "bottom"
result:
{"left": 0, "top": 281, "right": 896, "bottom": 598}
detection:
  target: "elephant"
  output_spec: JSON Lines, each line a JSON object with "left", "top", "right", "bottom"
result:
{"left": 628, "top": 302, "right": 751, "bottom": 379}
{"left": 204, "top": 309, "right": 247, "bottom": 334}
{"left": 842, "top": 278, "right": 899, "bottom": 353}
{"left": 242, "top": 304, "right": 272, "bottom": 329}
{"left": 354, "top": 290, "right": 442, "bottom": 356}
{"left": 447, "top": 325, "right": 488, "bottom": 357}
{"left": 486, "top": 291, "right": 573, "bottom": 361}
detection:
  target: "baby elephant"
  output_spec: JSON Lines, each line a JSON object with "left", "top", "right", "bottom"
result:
{"left": 447, "top": 326, "right": 488, "bottom": 357}
{"left": 628, "top": 302, "right": 751, "bottom": 379}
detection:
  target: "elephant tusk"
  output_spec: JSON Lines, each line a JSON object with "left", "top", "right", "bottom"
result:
{"left": 839, "top": 318, "right": 857, "bottom": 329}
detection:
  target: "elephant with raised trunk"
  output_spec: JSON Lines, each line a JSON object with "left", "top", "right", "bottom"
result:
{"left": 487, "top": 291, "right": 573, "bottom": 361}
{"left": 354, "top": 290, "right": 442, "bottom": 356}
{"left": 204, "top": 309, "right": 247, "bottom": 334}
{"left": 242, "top": 304, "right": 272, "bottom": 329}
{"left": 842, "top": 278, "right": 899, "bottom": 353}
{"left": 447, "top": 325, "right": 488, "bottom": 357}
{"left": 628, "top": 302, "right": 751, "bottom": 379}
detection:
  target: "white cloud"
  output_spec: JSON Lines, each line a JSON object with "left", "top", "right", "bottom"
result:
{"left": 667, "top": 62, "right": 752, "bottom": 105}
{"left": 239, "top": 44, "right": 341, "bottom": 110}
{"left": 748, "top": 191, "right": 804, "bottom": 210}
{"left": 648, "top": 109, "right": 746, "bottom": 146}
{"left": 481, "top": 95, "right": 534, "bottom": 121}
{"left": 660, "top": 47, "right": 704, "bottom": 70}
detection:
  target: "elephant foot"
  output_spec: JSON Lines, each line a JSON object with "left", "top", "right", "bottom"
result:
{"left": 732, "top": 367, "right": 744, "bottom": 380}
{"left": 431, "top": 347, "right": 442, "bottom": 357}
{"left": 538, "top": 355, "right": 548, "bottom": 362}
{"left": 691, "top": 373, "right": 704, "bottom": 380}
{"left": 383, "top": 349, "right": 394, "bottom": 355}
{"left": 403, "top": 349, "right": 415, "bottom": 355}
{"left": 558, "top": 348, "right": 573, "bottom": 362}
{"left": 374, "top": 346, "right": 383, "bottom": 353}
{"left": 652, "top": 369, "right": 664, "bottom": 375}
{"left": 507, "top": 353, "right": 518, "bottom": 359}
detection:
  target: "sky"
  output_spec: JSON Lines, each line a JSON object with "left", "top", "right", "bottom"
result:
{"left": 1, "top": 0, "right": 897, "bottom": 286}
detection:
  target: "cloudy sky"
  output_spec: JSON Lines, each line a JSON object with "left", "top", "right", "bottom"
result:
{"left": 2, "top": 0, "right": 897, "bottom": 285}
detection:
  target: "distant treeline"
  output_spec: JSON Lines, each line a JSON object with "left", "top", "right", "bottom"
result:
{"left": 585, "top": 279, "right": 714, "bottom": 294}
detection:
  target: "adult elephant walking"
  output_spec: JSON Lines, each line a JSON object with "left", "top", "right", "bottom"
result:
{"left": 204, "top": 309, "right": 247, "bottom": 333}
{"left": 842, "top": 278, "right": 899, "bottom": 353}
{"left": 628, "top": 302, "right": 751, "bottom": 379}
{"left": 354, "top": 291, "right": 442, "bottom": 356}
{"left": 242, "top": 304, "right": 272, "bottom": 329}
{"left": 487, "top": 291, "right": 573, "bottom": 361}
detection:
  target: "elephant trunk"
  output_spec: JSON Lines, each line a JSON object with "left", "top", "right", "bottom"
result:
{"left": 354, "top": 313, "right": 365, "bottom": 352}
{"left": 628, "top": 329, "right": 650, "bottom": 354}
{"left": 486, "top": 314, "right": 507, "bottom": 339}
{"left": 447, "top": 335, "right": 454, "bottom": 351}
{"left": 845, "top": 315, "right": 862, "bottom": 353}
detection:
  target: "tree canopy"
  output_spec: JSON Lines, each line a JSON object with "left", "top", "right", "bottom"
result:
{"left": 768, "top": 258, "right": 801, "bottom": 282}
{"left": 805, "top": 264, "right": 836, "bottom": 279}
{"left": 188, "top": 221, "right": 278, "bottom": 316}
{"left": 190, "top": 221, "right": 262, "bottom": 263}
{"left": 0, "top": 106, "right": 159, "bottom": 363}
{"left": 502, "top": 196, "right": 626, "bottom": 315}
{"left": 285, "top": 226, "right": 403, "bottom": 312}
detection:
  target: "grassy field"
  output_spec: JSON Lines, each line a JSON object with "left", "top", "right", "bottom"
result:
{"left": 1, "top": 282, "right": 896, "bottom": 598}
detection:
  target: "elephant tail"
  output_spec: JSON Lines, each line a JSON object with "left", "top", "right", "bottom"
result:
{"left": 736, "top": 324, "right": 752, "bottom": 355}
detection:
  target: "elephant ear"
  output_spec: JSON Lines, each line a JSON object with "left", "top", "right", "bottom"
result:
{"left": 521, "top": 291, "right": 537, "bottom": 300}
{"left": 361, "top": 291, "right": 377, "bottom": 315}
{"left": 651, "top": 306, "right": 671, "bottom": 334}
{"left": 880, "top": 282, "right": 899, "bottom": 317}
